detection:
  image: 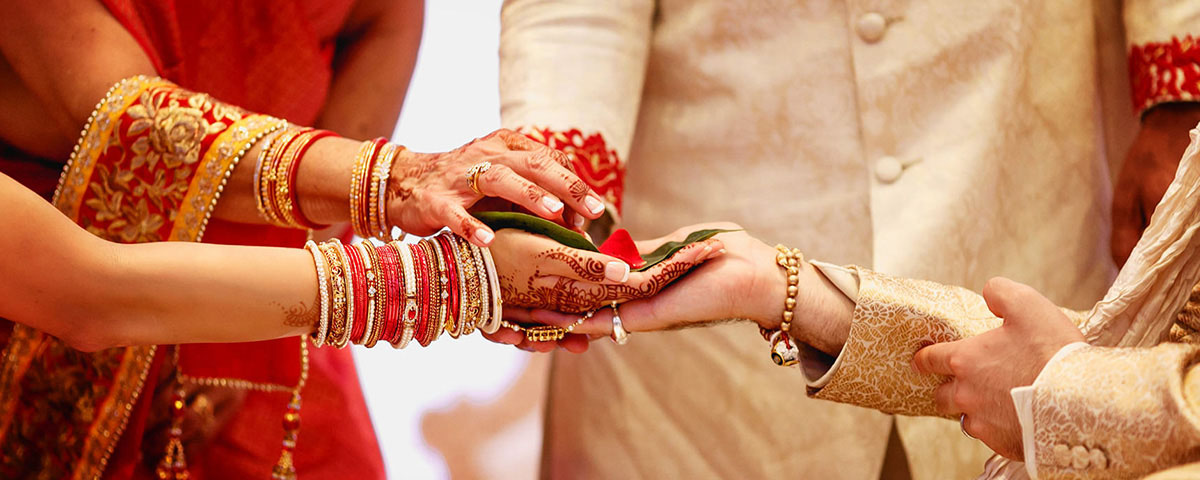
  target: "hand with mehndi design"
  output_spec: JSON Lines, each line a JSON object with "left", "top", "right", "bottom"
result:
{"left": 503, "top": 225, "right": 853, "bottom": 355}
{"left": 911, "top": 277, "right": 1083, "bottom": 460}
{"left": 484, "top": 228, "right": 725, "bottom": 352}
{"left": 385, "top": 129, "right": 607, "bottom": 247}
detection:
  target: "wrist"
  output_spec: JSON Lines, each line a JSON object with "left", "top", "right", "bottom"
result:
{"left": 789, "top": 263, "right": 853, "bottom": 356}
{"left": 295, "top": 137, "right": 355, "bottom": 225}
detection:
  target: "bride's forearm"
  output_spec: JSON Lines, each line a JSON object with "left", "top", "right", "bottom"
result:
{"left": 98, "top": 241, "right": 317, "bottom": 349}
{"left": 0, "top": 173, "right": 315, "bottom": 350}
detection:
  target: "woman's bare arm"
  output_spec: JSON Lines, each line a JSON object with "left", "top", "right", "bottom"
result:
{"left": 0, "top": 172, "right": 315, "bottom": 351}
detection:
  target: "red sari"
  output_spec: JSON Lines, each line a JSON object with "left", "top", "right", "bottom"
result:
{"left": 0, "top": 2, "right": 385, "bottom": 478}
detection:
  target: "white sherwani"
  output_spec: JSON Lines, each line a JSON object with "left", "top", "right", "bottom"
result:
{"left": 498, "top": 1, "right": 1164, "bottom": 478}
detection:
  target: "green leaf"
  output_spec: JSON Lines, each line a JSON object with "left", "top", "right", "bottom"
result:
{"left": 472, "top": 211, "right": 598, "bottom": 252}
{"left": 635, "top": 228, "right": 738, "bottom": 271}
{"left": 472, "top": 211, "right": 737, "bottom": 271}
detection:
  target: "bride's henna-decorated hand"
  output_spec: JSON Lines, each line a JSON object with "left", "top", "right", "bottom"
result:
{"left": 488, "top": 229, "right": 723, "bottom": 314}
{"left": 484, "top": 228, "right": 726, "bottom": 352}
{"left": 386, "top": 129, "right": 607, "bottom": 247}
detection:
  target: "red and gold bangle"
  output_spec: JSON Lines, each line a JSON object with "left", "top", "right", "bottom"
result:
{"left": 281, "top": 129, "right": 337, "bottom": 229}
{"left": 446, "top": 236, "right": 473, "bottom": 337}
{"left": 410, "top": 241, "right": 433, "bottom": 346}
{"left": 396, "top": 242, "right": 419, "bottom": 348}
{"left": 352, "top": 243, "right": 378, "bottom": 346}
{"left": 341, "top": 241, "right": 370, "bottom": 344}
{"left": 426, "top": 239, "right": 451, "bottom": 344}
{"left": 319, "top": 241, "right": 349, "bottom": 347}
{"left": 436, "top": 235, "right": 463, "bottom": 337}
{"left": 422, "top": 239, "right": 447, "bottom": 346}
{"left": 305, "top": 240, "right": 331, "bottom": 347}
{"left": 362, "top": 242, "right": 389, "bottom": 348}
{"left": 332, "top": 240, "right": 357, "bottom": 348}
{"left": 350, "top": 138, "right": 386, "bottom": 239}
{"left": 415, "top": 240, "right": 439, "bottom": 346}
{"left": 273, "top": 128, "right": 315, "bottom": 228}
{"left": 376, "top": 243, "right": 403, "bottom": 346}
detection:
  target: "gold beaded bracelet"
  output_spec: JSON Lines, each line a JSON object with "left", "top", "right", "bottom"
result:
{"left": 762, "top": 245, "right": 804, "bottom": 366}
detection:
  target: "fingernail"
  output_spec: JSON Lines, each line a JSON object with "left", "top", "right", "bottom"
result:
{"left": 474, "top": 229, "right": 495, "bottom": 245}
{"left": 585, "top": 196, "right": 605, "bottom": 215}
{"left": 718, "top": 249, "right": 727, "bottom": 254}
{"left": 542, "top": 196, "right": 564, "bottom": 212}
{"left": 573, "top": 215, "right": 585, "bottom": 228}
{"left": 605, "top": 261, "right": 630, "bottom": 283}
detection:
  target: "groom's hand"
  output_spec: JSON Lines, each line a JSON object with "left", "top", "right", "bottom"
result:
{"left": 1112, "top": 103, "right": 1200, "bottom": 266}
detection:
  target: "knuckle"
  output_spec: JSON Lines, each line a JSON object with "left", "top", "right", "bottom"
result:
{"left": 951, "top": 388, "right": 973, "bottom": 411}
{"left": 947, "top": 354, "right": 968, "bottom": 376}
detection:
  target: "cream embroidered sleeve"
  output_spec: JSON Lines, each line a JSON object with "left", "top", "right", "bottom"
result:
{"left": 1026, "top": 343, "right": 1200, "bottom": 479}
{"left": 801, "top": 267, "right": 1002, "bottom": 417}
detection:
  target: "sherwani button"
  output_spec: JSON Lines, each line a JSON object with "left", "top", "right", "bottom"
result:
{"left": 1071, "top": 445, "right": 1090, "bottom": 469}
{"left": 1053, "top": 444, "right": 1071, "bottom": 467}
{"left": 856, "top": 13, "right": 887, "bottom": 43}
{"left": 1089, "top": 448, "right": 1107, "bottom": 469}
{"left": 874, "top": 156, "right": 902, "bottom": 183}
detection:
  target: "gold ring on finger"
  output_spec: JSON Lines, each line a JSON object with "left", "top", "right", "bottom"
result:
{"left": 465, "top": 161, "right": 492, "bottom": 196}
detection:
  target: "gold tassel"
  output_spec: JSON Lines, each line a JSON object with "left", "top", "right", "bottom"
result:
{"left": 272, "top": 340, "right": 309, "bottom": 480}
{"left": 156, "top": 385, "right": 190, "bottom": 480}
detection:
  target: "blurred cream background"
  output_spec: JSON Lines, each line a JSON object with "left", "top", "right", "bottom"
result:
{"left": 353, "top": 1, "right": 547, "bottom": 478}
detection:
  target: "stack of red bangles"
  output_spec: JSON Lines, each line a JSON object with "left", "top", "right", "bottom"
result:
{"left": 302, "top": 232, "right": 502, "bottom": 349}
{"left": 349, "top": 138, "right": 405, "bottom": 240}
{"left": 254, "top": 125, "right": 338, "bottom": 229}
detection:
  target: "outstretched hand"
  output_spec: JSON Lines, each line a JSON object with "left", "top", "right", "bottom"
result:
{"left": 483, "top": 226, "right": 727, "bottom": 352}
{"left": 386, "top": 129, "right": 606, "bottom": 246}
{"left": 911, "top": 277, "right": 1084, "bottom": 460}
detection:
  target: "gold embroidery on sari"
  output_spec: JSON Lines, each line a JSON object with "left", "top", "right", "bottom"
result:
{"left": 0, "top": 75, "right": 279, "bottom": 478}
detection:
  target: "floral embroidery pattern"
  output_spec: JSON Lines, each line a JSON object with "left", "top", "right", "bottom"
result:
{"left": 809, "top": 267, "right": 1002, "bottom": 416}
{"left": 0, "top": 76, "right": 277, "bottom": 478}
{"left": 1129, "top": 35, "right": 1200, "bottom": 115}
{"left": 519, "top": 126, "right": 624, "bottom": 216}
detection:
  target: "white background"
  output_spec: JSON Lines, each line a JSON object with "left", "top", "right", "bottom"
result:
{"left": 353, "top": 2, "right": 536, "bottom": 478}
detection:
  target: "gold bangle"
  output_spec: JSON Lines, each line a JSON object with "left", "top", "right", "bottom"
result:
{"left": 258, "top": 128, "right": 304, "bottom": 225}
{"left": 305, "top": 241, "right": 330, "bottom": 347}
{"left": 331, "top": 239, "right": 356, "bottom": 348}
{"left": 350, "top": 140, "right": 382, "bottom": 239}
{"left": 318, "top": 241, "right": 349, "bottom": 348}
{"left": 479, "top": 243, "right": 503, "bottom": 334}
{"left": 274, "top": 129, "right": 318, "bottom": 227}
{"left": 370, "top": 143, "right": 400, "bottom": 240}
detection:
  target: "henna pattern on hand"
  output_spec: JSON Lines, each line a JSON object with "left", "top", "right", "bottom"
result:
{"left": 565, "top": 175, "right": 590, "bottom": 203}
{"left": 501, "top": 252, "right": 703, "bottom": 313}
{"left": 537, "top": 247, "right": 608, "bottom": 282}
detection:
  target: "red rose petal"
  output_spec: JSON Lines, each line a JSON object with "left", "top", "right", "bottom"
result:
{"left": 598, "top": 228, "right": 645, "bottom": 269}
